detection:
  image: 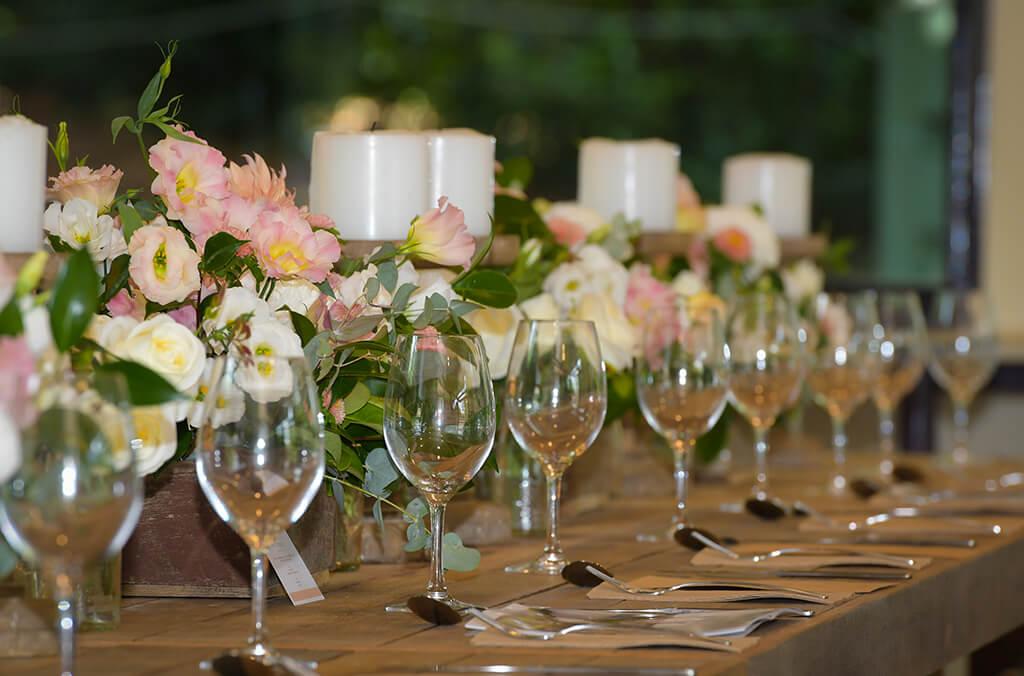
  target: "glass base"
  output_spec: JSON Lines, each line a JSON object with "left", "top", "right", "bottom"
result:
{"left": 636, "top": 521, "right": 687, "bottom": 543}
{"left": 200, "top": 647, "right": 317, "bottom": 675}
{"left": 384, "top": 593, "right": 479, "bottom": 614}
{"left": 504, "top": 554, "right": 567, "bottom": 575}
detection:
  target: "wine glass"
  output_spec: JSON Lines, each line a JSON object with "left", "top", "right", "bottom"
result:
{"left": 383, "top": 332, "right": 496, "bottom": 608}
{"left": 504, "top": 320, "right": 607, "bottom": 575}
{"left": 636, "top": 301, "right": 729, "bottom": 538}
{"left": 727, "top": 291, "right": 806, "bottom": 499}
{"left": 195, "top": 352, "right": 325, "bottom": 670}
{"left": 927, "top": 289, "right": 998, "bottom": 466}
{"left": 807, "top": 292, "right": 881, "bottom": 494}
{"left": 0, "top": 368, "right": 142, "bottom": 676}
{"left": 873, "top": 291, "right": 929, "bottom": 478}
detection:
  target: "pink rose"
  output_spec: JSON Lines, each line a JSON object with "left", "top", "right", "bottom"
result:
{"left": 47, "top": 164, "right": 123, "bottom": 210}
{"left": 148, "top": 128, "right": 229, "bottom": 222}
{"left": 547, "top": 217, "right": 587, "bottom": 249}
{"left": 228, "top": 153, "right": 293, "bottom": 210}
{"left": 0, "top": 336, "right": 36, "bottom": 426}
{"left": 250, "top": 207, "right": 341, "bottom": 283}
{"left": 625, "top": 264, "right": 676, "bottom": 326}
{"left": 301, "top": 209, "right": 336, "bottom": 231}
{"left": 187, "top": 195, "right": 259, "bottom": 253}
{"left": 401, "top": 197, "right": 475, "bottom": 268}
{"left": 128, "top": 222, "right": 202, "bottom": 305}
{"left": 712, "top": 227, "right": 752, "bottom": 264}
{"left": 106, "top": 288, "right": 145, "bottom": 319}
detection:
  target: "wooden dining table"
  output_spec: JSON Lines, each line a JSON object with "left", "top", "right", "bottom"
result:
{"left": 6, "top": 458, "right": 1024, "bottom": 676}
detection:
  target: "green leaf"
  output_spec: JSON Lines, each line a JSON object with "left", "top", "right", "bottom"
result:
{"left": 317, "top": 280, "right": 336, "bottom": 299}
{"left": 342, "top": 381, "right": 371, "bottom": 413}
{"left": 48, "top": 121, "right": 69, "bottom": 172}
{"left": 101, "top": 254, "right": 131, "bottom": 304}
{"left": 452, "top": 270, "right": 517, "bottom": 309}
{"left": 441, "top": 532, "right": 481, "bottom": 571}
{"left": 391, "top": 282, "right": 416, "bottom": 313}
{"left": 363, "top": 277, "right": 380, "bottom": 304}
{"left": 496, "top": 156, "right": 533, "bottom": 189}
{"left": 117, "top": 203, "right": 145, "bottom": 244}
{"left": 404, "top": 520, "right": 429, "bottom": 552}
{"left": 15, "top": 252, "right": 49, "bottom": 295}
{"left": 363, "top": 447, "right": 398, "bottom": 497}
{"left": 345, "top": 397, "right": 384, "bottom": 432}
{"left": 137, "top": 71, "right": 164, "bottom": 121}
{"left": 453, "top": 226, "right": 494, "bottom": 285}
{"left": 201, "top": 232, "right": 247, "bottom": 275}
{"left": 376, "top": 260, "right": 398, "bottom": 293}
{"left": 47, "top": 247, "right": 99, "bottom": 352}
{"left": 404, "top": 497, "right": 429, "bottom": 522}
{"left": 94, "top": 360, "right": 184, "bottom": 407}
{"left": 369, "top": 243, "right": 397, "bottom": 263}
{"left": 0, "top": 298, "right": 23, "bottom": 337}
{"left": 450, "top": 300, "right": 481, "bottom": 317}
{"left": 150, "top": 121, "right": 201, "bottom": 144}
{"left": 289, "top": 311, "right": 317, "bottom": 346}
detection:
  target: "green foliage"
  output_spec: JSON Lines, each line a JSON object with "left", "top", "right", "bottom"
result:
{"left": 101, "top": 255, "right": 131, "bottom": 305}
{"left": 117, "top": 203, "right": 145, "bottom": 244}
{"left": 94, "top": 360, "right": 184, "bottom": 407}
{"left": 48, "top": 247, "right": 99, "bottom": 352}
{"left": 452, "top": 269, "right": 517, "bottom": 308}
{"left": 48, "top": 121, "right": 69, "bottom": 173}
{"left": 201, "top": 232, "right": 248, "bottom": 276}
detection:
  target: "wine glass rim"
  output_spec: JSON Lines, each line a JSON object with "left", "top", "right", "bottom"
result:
{"left": 518, "top": 318, "right": 596, "bottom": 328}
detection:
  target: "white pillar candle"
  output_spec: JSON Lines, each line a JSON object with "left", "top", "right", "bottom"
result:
{"left": 310, "top": 131, "right": 430, "bottom": 241}
{"left": 0, "top": 115, "right": 47, "bottom": 253}
{"left": 722, "top": 153, "right": 812, "bottom": 238}
{"left": 426, "top": 128, "right": 495, "bottom": 237}
{"left": 577, "top": 138, "right": 680, "bottom": 232}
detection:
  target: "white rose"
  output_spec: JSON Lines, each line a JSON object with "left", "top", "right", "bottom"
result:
{"left": 519, "top": 292, "right": 561, "bottom": 320}
{"left": 237, "top": 321, "right": 304, "bottom": 404}
{"left": 672, "top": 270, "right": 706, "bottom": 298}
{"left": 543, "top": 261, "right": 590, "bottom": 312}
{"left": 577, "top": 244, "right": 629, "bottom": 306}
{"left": 705, "top": 206, "right": 780, "bottom": 271}
{"left": 131, "top": 404, "right": 178, "bottom": 476}
{"left": 93, "top": 315, "right": 140, "bottom": 354}
{"left": 466, "top": 305, "right": 524, "bottom": 380}
{"left": 119, "top": 315, "right": 206, "bottom": 392}
{"left": 44, "top": 198, "right": 117, "bottom": 262}
{"left": 187, "top": 359, "right": 245, "bottom": 429}
{"left": 266, "top": 278, "right": 322, "bottom": 315}
{"left": 0, "top": 410, "right": 21, "bottom": 483}
{"left": 571, "top": 291, "right": 635, "bottom": 372}
{"left": 408, "top": 270, "right": 456, "bottom": 314}
{"left": 204, "top": 286, "right": 273, "bottom": 334}
{"left": 781, "top": 259, "right": 825, "bottom": 303}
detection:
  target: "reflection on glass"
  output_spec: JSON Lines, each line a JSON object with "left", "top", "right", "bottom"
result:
{"left": 195, "top": 353, "right": 325, "bottom": 671}
{"left": 727, "top": 291, "right": 806, "bottom": 498}
{"left": 636, "top": 301, "right": 729, "bottom": 537}
{"left": 384, "top": 332, "right": 496, "bottom": 608}
{"left": 927, "top": 289, "right": 998, "bottom": 466}
{"left": 505, "top": 320, "right": 607, "bottom": 575}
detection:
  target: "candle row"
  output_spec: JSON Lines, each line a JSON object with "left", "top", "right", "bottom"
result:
{"left": 0, "top": 115, "right": 813, "bottom": 252}
{"left": 310, "top": 129, "right": 496, "bottom": 240}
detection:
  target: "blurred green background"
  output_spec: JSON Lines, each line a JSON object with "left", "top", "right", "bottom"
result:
{"left": 0, "top": 0, "right": 954, "bottom": 285}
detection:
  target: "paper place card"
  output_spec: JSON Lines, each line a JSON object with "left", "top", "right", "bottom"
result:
{"left": 267, "top": 533, "right": 325, "bottom": 606}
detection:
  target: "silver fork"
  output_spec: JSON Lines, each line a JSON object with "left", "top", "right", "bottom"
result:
{"left": 690, "top": 531, "right": 916, "bottom": 568}
{"left": 585, "top": 566, "right": 828, "bottom": 601}
{"left": 466, "top": 609, "right": 736, "bottom": 652}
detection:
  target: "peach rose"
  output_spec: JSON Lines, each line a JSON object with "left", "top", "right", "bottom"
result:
{"left": 47, "top": 164, "right": 123, "bottom": 210}
{"left": 127, "top": 221, "right": 202, "bottom": 305}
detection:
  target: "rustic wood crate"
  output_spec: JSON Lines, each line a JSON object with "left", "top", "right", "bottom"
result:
{"left": 121, "top": 462, "right": 334, "bottom": 598}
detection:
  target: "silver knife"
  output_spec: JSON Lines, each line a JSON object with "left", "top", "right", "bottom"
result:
{"left": 668, "top": 568, "right": 912, "bottom": 581}
{"left": 815, "top": 535, "right": 976, "bottom": 548}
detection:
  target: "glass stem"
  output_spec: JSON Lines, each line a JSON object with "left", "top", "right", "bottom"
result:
{"left": 879, "top": 407, "right": 895, "bottom": 479}
{"left": 831, "top": 417, "right": 848, "bottom": 494}
{"left": 53, "top": 569, "right": 76, "bottom": 676}
{"left": 248, "top": 550, "right": 270, "bottom": 655}
{"left": 953, "top": 404, "right": 970, "bottom": 466}
{"left": 426, "top": 502, "right": 448, "bottom": 600}
{"left": 542, "top": 472, "right": 564, "bottom": 565}
{"left": 671, "top": 439, "right": 693, "bottom": 530}
{"left": 752, "top": 427, "right": 770, "bottom": 497}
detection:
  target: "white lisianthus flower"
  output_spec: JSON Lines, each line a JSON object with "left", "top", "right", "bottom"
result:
{"left": 204, "top": 286, "right": 273, "bottom": 334}
{"left": 131, "top": 404, "right": 179, "bottom": 477}
{"left": 118, "top": 314, "right": 206, "bottom": 392}
{"left": 466, "top": 305, "right": 524, "bottom": 380}
{"left": 187, "top": 359, "right": 245, "bottom": 429}
{"left": 44, "top": 198, "right": 118, "bottom": 262}
{"left": 519, "top": 292, "right": 562, "bottom": 321}
{"left": 571, "top": 291, "right": 635, "bottom": 372}
{"left": 543, "top": 261, "right": 590, "bottom": 312}
{"left": 781, "top": 259, "right": 825, "bottom": 303}
{"left": 237, "top": 320, "right": 304, "bottom": 403}
{"left": 705, "top": 206, "right": 781, "bottom": 272}
{"left": 266, "top": 278, "right": 322, "bottom": 315}
{"left": 407, "top": 270, "right": 456, "bottom": 314}
{"left": 672, "top": 270, "right": 706, "bottom": 298}
{"left": 0, "top": 409, "right": 21, "bottom": 483}
{"left": 396, "top": 260, "right": 420, "bottom": 289}
{"left": 577, "top": 244, "right": 630, "bottom": 306}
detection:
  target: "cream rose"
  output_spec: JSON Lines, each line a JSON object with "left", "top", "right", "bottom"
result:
{"left": 187, "top": 359, "right": 245, "bottom": 429}
{"left": 519, "top": 292, "right": 561, "bottom": 321}
{"left": 466, "top": 305, "right": 524, "bottom": 380}
{"left": 131, "top": 405, "right": 178, "bottom": 476}
{"left": 781, "top": 259, "right": 825, "bottom": 303}
{"left": 672, "top": 270, "right": 707, "bottom": 298}
{"left": 118, "top": 314, "right": 206, "bottom": 392}
{"left": 571, "top": 291, "right": 635, "bottom": 372}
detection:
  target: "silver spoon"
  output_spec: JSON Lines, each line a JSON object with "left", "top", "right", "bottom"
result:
{"left": 583, "top": 565, "right": 828, "bottom": 601}
{"left": 691, "top": 531, "right": 917, "bottom": 568}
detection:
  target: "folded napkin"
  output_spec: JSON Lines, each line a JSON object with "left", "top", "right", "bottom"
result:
{"left": 586, "top": 575, "right": 856, "bottom": 605}
{"left": 469, "top": 626, "right": 756, "bottom": 653}
{"left": 688, "top": 544, "right": 931, "bottom": 573}
{"left": 867, "top": 493, "right": 1024, "bottom": 516}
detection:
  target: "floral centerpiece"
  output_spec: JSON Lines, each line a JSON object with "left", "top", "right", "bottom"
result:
{"left": 0, "top": 43, "right": 518, "bottom": 573}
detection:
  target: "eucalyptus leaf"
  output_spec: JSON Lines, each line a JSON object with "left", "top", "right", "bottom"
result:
{"left": 364, "top": 277, "right": 381, "bottom": 304}
{"left": 48, "top": 247, "right": 99, "bottom": 352}
{"left": 372, "top": 499, "right": 385, "bottom": 530}
{"left": 404, "top": 497, "right": 429, "bottom": 522}
{"left": 363, "top": 446, "right": 398, "bottom": 497}
{"left": 391, "top": 282, "right": 416, "bottom": 313}
{"left": 377, "top": 260, "right": 398, "bottom": 293}
{"left": 441, "top": 532, "right": 481, "bottom": 572}
{"left": 335, "top": 314, "right": 384, "bottom": 342}
{"left": 404, "top": 521, "right": 429, "bottom": 552}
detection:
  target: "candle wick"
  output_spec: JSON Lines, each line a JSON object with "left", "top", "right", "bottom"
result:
{"left": 370, "top": 121, "right": 378, "bottom": 132}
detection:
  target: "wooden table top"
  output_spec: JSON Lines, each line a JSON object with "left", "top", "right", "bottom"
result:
{"left": 7, "top": 459, "right": 1024, "bottom": 676}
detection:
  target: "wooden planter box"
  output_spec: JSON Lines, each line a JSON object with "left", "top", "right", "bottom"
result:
{"left": 122, "top": 462, "right": 334, "bottom": 598}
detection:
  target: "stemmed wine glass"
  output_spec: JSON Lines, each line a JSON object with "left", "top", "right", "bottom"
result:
{"left": 873, "top": 291, "right": 929, "bottom": 478}
{"left": 807, "top": 292, "right": 881, "bottom": 494}
{"left": 504, "top": 320, "right": 607, "bottom": 575}
{"left": 636, "top": 301, "right": 729, "bottom": 538}
{"left": 384, "top": 332, "right": 496, "bottom": 608}
{"left": 727, "top": 291, "right": 806, "bottom": 499}
{"left": 195, "top": 352, "right": 325, "bottom": 671}
{"left": 927, "top": 289, "right": 998, "bottom": 466}
{"left": 0, "top": 369, "right": 142, "bottom": 676}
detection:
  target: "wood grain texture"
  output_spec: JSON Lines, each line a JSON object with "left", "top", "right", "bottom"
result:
{"left": 636, "top": 233, "right": 828, "bottom": 262}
